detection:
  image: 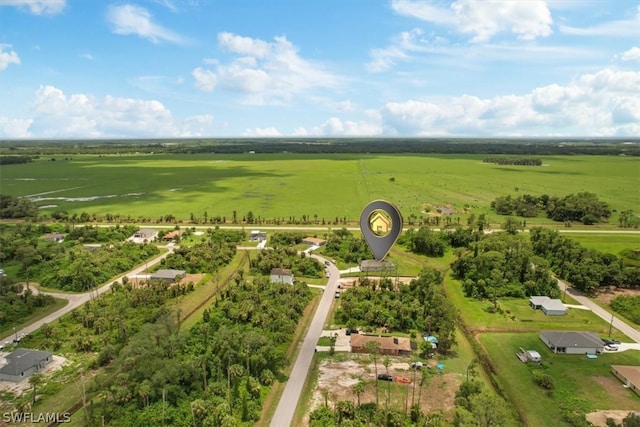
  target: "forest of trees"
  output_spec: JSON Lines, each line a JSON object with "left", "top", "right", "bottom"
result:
{"left": 0, "top": 195, "right": 38, "bottom": 219}
{"left": 249, "top": 246, "right": 324, "bottom": 278}
{"left": 491, "top": 192, "right": 611, "bottom": 224}
{"left": 530, "top": 227, "right": 640, "bottom": 292}
{"left": 335, "top": 268, "right": 457, "bottom": 354}
{"left": 450, "top": 232, "right": 560, "bottom": 303}
{"left": 322, "top": 228, "right": 374, "bottom": 264}
{"left": 0, "top": 277, "right": 55, "bottom": 336}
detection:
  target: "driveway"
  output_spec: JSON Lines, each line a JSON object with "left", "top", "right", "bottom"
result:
{"left": 557, "top": 278, "right": 640, "bottom": 344}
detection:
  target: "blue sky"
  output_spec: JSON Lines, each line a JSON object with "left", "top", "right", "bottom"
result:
{"left": 0, "top": 0, "right": 639, "bottom": 139}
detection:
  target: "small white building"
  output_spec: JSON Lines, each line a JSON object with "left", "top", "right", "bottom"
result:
{"left": 270, "top": 268, "right": 294, "bottom": 285}
{"left": 529, "top": 296, "right": 567, "bottom": 316}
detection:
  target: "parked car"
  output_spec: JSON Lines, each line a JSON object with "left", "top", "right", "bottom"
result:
{"left": 604, "top": 344, "right": 619, "bottom": 351}
{"left": 324, "top": 261, "right": 330, "bottom": 266}
{"left": 602, "top": 338, "right": 621, "bottom": 345}
{"left": 377, "top": 374, "right": 393, "bottom": 381}
{"left": 334, "top": 291, "right": 340, "bottom": 298}
{"left": 345, "top": 328, "right": 359, "bottom": 336}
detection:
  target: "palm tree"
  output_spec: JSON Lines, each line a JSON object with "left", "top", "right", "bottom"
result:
{"left": 364, "top": 340, "right": 381, "bottom": 407}
{"left": 383, "top": 356, "right": 391, "bottom": 410}
{"left": 28, "top": 373, "right": 44, "bottom": 404}
{"left": 353, "top": 378, "right": 365, "bottom": 407}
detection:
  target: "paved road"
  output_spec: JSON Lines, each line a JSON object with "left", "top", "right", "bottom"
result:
{"left": 270, "top": 255, "right": 340, "bottom": 427}
{"left": 5, "top": 246, "right": 174, "bottom": 342}
{"left": 557, "top": 278, "right": 640, "bottom": 344}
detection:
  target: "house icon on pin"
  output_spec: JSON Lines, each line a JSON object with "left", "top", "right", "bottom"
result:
{"left": 370, "top": 211, "right": 392, "bottom": 235}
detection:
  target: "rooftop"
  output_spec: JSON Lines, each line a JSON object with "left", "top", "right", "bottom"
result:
{"left": 0, "top": 348, "right": 53, "bottom": 376}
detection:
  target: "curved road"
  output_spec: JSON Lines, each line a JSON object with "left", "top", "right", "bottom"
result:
{"left": 6, "top": 246, "right": 175, "bottom": 341}
{"left": 269, "top": 255, "right": 340, "bottom": 427}
{"left": 557, "top": 278, "right": 640, "bottom": 344}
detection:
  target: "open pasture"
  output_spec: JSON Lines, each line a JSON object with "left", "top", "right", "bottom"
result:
{"left": 478, "top": 332, "right": 640, "bottom": 427}
{"left": 1, "top": 153, "right": 637, "bottom": 222}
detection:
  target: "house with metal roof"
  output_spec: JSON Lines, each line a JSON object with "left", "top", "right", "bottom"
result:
{"left": 529, "top": 296, "right": 567, "bottom": 316}
{"left": 539, "top": 330, "right": 604, "bottom": 354}
{"left": 350, "top": 335, "right": 412, "bottom": 357}
{"left": 0, "top": 348, "right": 53, "bottom": 382}
{"left": 150, "top": 269, "right": 186, "bottom": 284}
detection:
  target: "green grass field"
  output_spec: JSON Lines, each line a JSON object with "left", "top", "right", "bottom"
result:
{"left": 478, "top": 332, "right": 640, "bottom": 427}
{"left": 2, "top": 154, "right": 638, "bottom": 224}
{"left": 565, "top": 233, "right": 640, "bottom": 255}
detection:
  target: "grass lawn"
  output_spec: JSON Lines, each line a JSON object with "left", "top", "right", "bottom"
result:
{"left": 444, "top": 274, "right": 622, "bottom": 333}
{"left": 478, "top": 332, "right": 640, "bottom": 426}
{"left": 562, "top": 233, "right": 640, "bottom": 256}
{"left": 2, "top": 154, "right": 637, "bottom": 225}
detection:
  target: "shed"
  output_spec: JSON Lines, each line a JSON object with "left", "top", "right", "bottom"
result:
{"left": 539, "top": 330, "right": 604, "bottom": 354}
{"left": 0, "top": 349, "right": 53, "bottom": 383}
{"left": 270, "top": 268, "right": 294, "bottom": 285}
{"left": 150, "top": 269, "right": 186, "bottom": 283}
{"left": 529, "top": 296, "right": 567, "bottom": 316}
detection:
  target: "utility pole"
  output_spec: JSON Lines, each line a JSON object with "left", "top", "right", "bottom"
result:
{"left": 608, "top": 313, "right": 614, "bottom": 337}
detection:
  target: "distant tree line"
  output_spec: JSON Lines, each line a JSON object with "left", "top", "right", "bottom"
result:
{"left": 491, "top": 192, "right": 611, "bottom": 224}
{"left": 530, "top": 227, "right": 640, "bottom": 292}
{"left": 0, "top": 155, "right": 33, "bottom": 165}
{"left": 483, "top": 157, "right": 542, "bottom": 166}
{"left": 2, "top": 138, "right": 639, "bottom": 156}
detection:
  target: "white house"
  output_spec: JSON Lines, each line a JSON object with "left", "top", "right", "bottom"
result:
{"left": 270, "top": 268, "right": 294, "bottom": 285}
{"left": 539, "top": 330, "right": 604, "bottom": 354}
{"left": 529, "top": 296, "right": 567, "bottom": 316}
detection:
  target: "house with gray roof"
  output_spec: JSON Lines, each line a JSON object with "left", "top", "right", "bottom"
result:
{"left": 539, "top": 330, "right": 604, "bottom": 354}
{"left": 529, "top": 296, "right": 567, "bottom": 316}
{"left": 0, "top": 348, "right": 53, "bottom": 382}
{"left": 150, "top": 269, "right": 186, "bottom": 284}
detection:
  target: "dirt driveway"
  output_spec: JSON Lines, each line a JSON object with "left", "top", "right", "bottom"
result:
{"left": 305, "top": 354, "right": 459, "bottom": 425}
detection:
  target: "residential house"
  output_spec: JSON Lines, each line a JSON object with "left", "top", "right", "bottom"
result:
{"left": 530, "top": 296, "right": 567, "bottom": 316}
{"left": 130, "top": 228, "right": 158, "bottom": 243}
{"left": 150, "top": 269, "right": 186, "bottom": 284}
{"left": 360, "top": 259, "right": 395, "bottom": 273}
{"left": 302, "top": 237, "right": 326, "bottom": 247}
{"left": 350, "top": 335, "right": 412, "bottom": 357}
{"left": 42, "top": 232, "right": 64, "bottom": 243}
{"left": 539, "top": 330, "right": 604, "bottom": 354}
{"left": 162, "top": 230, "right": 182, "bottom": 242}
{"left": 611, "top": 365, "right": 640, "bottom": 396}
{"left": 0, "top": 349, "right": 53, "bottom": 382}
{"left": 249, "top": 230, "right": 267, "bottom": 241}
{"left": 270, "top": 268, "right": 294, "bottom": 285}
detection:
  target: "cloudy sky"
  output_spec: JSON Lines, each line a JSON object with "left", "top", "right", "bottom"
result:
{"left": 1, "top": 0, "right": 639, "bottom": 139}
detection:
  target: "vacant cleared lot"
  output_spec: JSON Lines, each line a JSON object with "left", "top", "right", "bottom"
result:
{"left": 1, "top": 154, "right": 637, "bottom": 223}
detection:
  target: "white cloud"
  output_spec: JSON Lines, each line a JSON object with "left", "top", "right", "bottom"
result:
{"left": 192, "top": 67, "right": 217, "bottom": 92}
{"left": 380, "top": 68, "right": 640, "bottom": 136}
{"left": 392, "top": 0, "right": 552, "bottom": 42}
{"left": 0, "top": 117, "right": 33, "bottom": 138}
{"left": 367, "top": 28, "right": 424, "bottom": 72}
{"left": 107, "top": 4, "right": 186, "bottom": 44}
{"left": 19, "top": 85, "right": 211, "bottom": 138}
{"left": 620, "top": 47, "right": 640, "bottom": 62}
{"left": 0, "top": 0, "right": 65, "bottom": 15}
{"left": 243, "top": 127, "right": 282, "bottom": 137}
{"left": 0, "top": 44, "right": 21, "bottom": 70}
{"left": 560, "top": 6, "right": 640, "bottom": 37}
{"left": 305, "top": 117, "right": 383, "bottom": 136}
{"left": 192, "top": 32, "right": 340, "bottom": 104}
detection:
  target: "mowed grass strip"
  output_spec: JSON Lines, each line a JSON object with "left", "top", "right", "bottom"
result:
{"left": 478, "top": 332, "right": 640, "bottom": 427}
{"left": 1, "top": 154, "right": 637, "bottom": 223}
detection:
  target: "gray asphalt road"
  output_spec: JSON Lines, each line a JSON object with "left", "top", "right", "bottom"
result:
{"left": 269, "top": 255, "right": 340, "bottom": 427}
{"left": 557, "top": 278, "right": 640, "bottom": 344}
{"left": 5, "top": 247, "right": 174, "bottom": 342}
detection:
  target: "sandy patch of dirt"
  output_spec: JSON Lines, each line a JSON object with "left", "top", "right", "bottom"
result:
{"left": 596, "top": 286, "right": 640, "bottom": 305}
{"left": 305, "top": 355, "right": 460, "bottom": 426}
{"left": 587, "top": 410, "right": 640, "bottom": 427}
